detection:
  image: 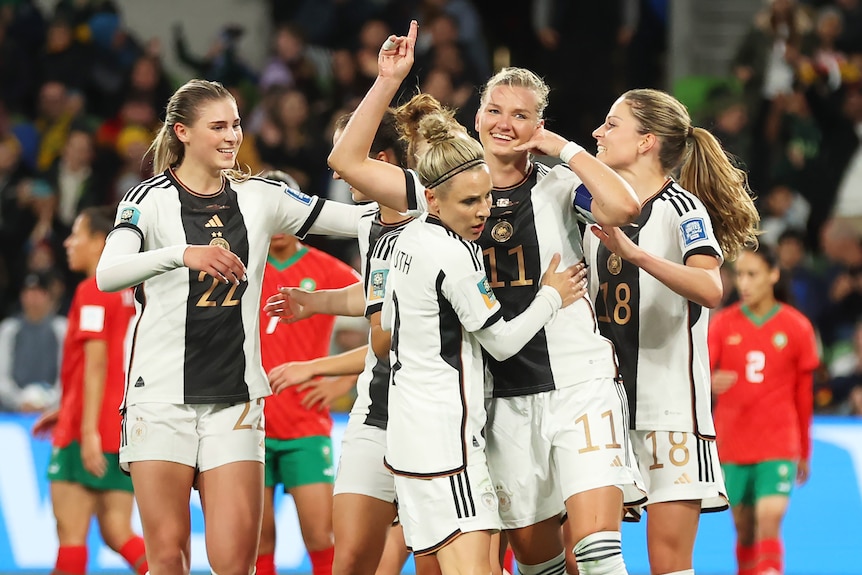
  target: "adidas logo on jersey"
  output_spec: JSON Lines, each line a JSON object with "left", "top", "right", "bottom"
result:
{"left": 674, "top": 473, "right": 692, "bottom": 485}
{"left": 134, "top": 377, "right": 145, "bottom": 388}
{"left": 610, "top": 456, "right": 623, "bottom": 467}
{"left": 205, "top": 215, "right": 224, "bottom": 228}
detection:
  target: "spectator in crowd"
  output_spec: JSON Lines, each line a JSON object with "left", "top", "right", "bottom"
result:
{"left": 0, "top": 270, "right": 65, "bottom": 412}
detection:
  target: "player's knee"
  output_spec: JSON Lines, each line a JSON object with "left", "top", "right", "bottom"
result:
{"left": 572, "top": 531, "right": 626, "bottom": 575}
{"left": 302, "top": 527, "right": 335, "bottom": 552}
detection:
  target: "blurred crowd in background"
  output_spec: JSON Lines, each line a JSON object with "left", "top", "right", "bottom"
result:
{"left": 0, "top": 0, "right": 861, "bottom": 417}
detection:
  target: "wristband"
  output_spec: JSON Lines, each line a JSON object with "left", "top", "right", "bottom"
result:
{"left": 559, "top": 141, "right": 584, "bottom": 164}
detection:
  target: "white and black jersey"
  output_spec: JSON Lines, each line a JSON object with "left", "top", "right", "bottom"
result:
{"left": 350, "top": 207, "right": 413, "bottom": 429}
{"left": 101, "top": 170, "right": 369, "bottom": 407}
{"left": 406, "top": 163, "right": 619, "bottom": 398}
{"left": 585, "top": 180, "right": 722, "bottom": 437}
{"left": 381, "top": 214, "right": 500, "bottom": 477}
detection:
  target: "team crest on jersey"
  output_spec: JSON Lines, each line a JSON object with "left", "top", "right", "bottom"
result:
{"left": 368, "top": 269, "right": 388, "bottom": 301}
{"left": 118, "top": 206, "right": 141, "bottom": 226}
{"left": 300, "top": 278, "right": 317, "bottom": 291}
{"left": 478, "top": 277, "right": 497, "bottom": 309}
{"left": 284, "top": 185, "right": 313, "bottom": 206}
{"left": 491, "top": 220, "right": 514, "bottom": 242}
{"left": 773, "top": 331, "right": 788, "bottom": 350}
{"left": 607, "top": 253, "right": 622, "bottom": 275}
{"left": 209, "top": 231, "right": 230, "bottom": 250}
{"left": 681, "top": 217, "right": 707, "bottom": 246}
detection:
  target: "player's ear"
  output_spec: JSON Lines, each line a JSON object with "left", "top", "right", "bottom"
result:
{"left": 639, "top": 132, "right": 657, "bottom": 155}
{"left": 425, "top": 188, "right": 437, "bottom": 210}
{"left": 174, "top": 122, "right": 190, "bottom": 143}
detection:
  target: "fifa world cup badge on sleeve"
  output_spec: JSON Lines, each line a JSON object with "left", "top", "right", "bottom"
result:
{"left": 369, "top": 269, "right": 388, "bottom": 301}
{"left": 478, "top": 277, "right": 497, "bottom": 309}
{"left": 681, "top": 217, "right": 707, "bottom": 246}
{"left": 119, "top": 206, "right": 141, "bottom": 226}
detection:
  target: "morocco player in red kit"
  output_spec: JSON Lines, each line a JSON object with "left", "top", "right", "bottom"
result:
{"left": 256, "top": 229, "right": 360, "bottom": 575}
{"left": 32, "top": 206, "right": 144, "bottom": 575}
{"left": 709, "top": 245, "right": 820, "bottom": 575}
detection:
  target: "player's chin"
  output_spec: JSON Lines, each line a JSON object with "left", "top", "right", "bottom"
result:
{"left": 468, "top": 223, "right": 485, "bottom": 239}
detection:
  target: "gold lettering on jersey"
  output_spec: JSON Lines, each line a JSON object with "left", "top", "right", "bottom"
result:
{"left": 607, "top": 253, "right": 622, "bottom": 275}
{"left": 392, "top": 248, "right": 412, "bottom": 274}
{"left": 209, "top": 231, "right": 230, "bottom": 250}
{"left": 491, "top": 220, "right": 514, "bottom": 243}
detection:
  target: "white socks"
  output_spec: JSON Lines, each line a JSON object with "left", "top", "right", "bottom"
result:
{"left": 517, "top": 551, "right": 567, "bottom": 575}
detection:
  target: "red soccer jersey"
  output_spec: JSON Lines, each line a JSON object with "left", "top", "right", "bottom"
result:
{"left": 260, "top": 245, "right": 360, "bottom": 440}
{"left": 708, "top": 302, "right": 819, "bottom": 464}
{"left": 53, "top": 278, "right": 135, "bottom": 452}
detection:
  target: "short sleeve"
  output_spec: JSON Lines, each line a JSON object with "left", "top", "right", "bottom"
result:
{"left": 272, "top": 183, "right": 325, "bottom": 238}
{"left": 113, "top": 199, "right": 151, "bottom": 246}
{"left": 673, "top": 197, "right": 723, "bottom": 265}
{"left": 403, "top": 169, "right": 427, "bottom": 216}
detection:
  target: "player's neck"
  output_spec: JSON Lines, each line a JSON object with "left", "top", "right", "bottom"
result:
{"left": 268, "top": 241, "right": 300, "bottom": 263}
{"left": 486, "top": 154, "right": 530, "bottom": 189}
{"left": 625, "top": 165, "right": 668, "bottom": 204}
{"left": 743, "top": 298, "right": 778, "bottom": 318}
{"left": 379, "top": 205, "right": 411, "bottom": 226}
{"left": 173, "top": 163, "right": 224, "bottom": 196}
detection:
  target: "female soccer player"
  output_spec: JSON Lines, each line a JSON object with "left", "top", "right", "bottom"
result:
{"left": 95, "top": 78, "right": 370, "bottom": 575}
{"left": 33, "top": 206, "right": 145, "bottom": 575}
{"left": 709, "top": 245, "right": 819, "bottom": 575}
{"left": 584, "top": 89, "right": 760, "bottom": 575}
{"left": 329, "top": 21, "right": 645, "bottom": 575}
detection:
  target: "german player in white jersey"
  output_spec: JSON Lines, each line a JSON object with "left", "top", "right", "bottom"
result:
{"left": 268, "top": 110, "right": 444, "bottom": 575}
{"left": 379, "top": 109, "right": 587, "bottom": 574}
{"left": 329, "top": 21, "right": 646, "bottom": 575}
{"left": 95, "top": 79, "right": 370, "bottom": 575}
{"left": 585, "top": 89, "right": 760, "bottom": 575}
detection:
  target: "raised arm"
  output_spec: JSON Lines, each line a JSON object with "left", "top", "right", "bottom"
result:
{"left": 514, "top": 126, "right": 640, "bottom": 226}
{"left": 327, "top": 21, "right": 418, "bottom": 213}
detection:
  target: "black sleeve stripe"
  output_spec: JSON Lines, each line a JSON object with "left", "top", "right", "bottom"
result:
{"left": 296, "top": 198, "right": 326, "bottom": 239}
{"left": 109, "top": 222, "right": 144, "bottom": 248}
{"left": 365, "top": 302, "right": 383, "bottom": 318}
{"left": 480, "top": 308, "right": 504, "bottom": 330}
{"left": 683, "top": 245, "right": 721, "bottom": 263}
{"left": 405, "top": 168, "right": 418, "bottom": 211}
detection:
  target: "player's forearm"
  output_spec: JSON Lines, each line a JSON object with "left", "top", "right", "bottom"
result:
{"left": 97, "top": 228, "right": 187, "bottom": 291}
{"left": 314, "top": 284, "right": 366, "bottom": 317}
{"left": 569, "top": 153, "right": 640, "bottom": 226}
{"left": 309, "top": 346, "right": 368, "bottom": 377}
{"left": 628, "top": 250, "right": 723, "bottom": 308}
{"left": 797, "top": 371, "right": 815, "bottom": 460}
{"left": 475, "top": 286, "right": 562, "bottom": 361}
{"left": 81, "top": 348, "right": 108, "bottom": 435}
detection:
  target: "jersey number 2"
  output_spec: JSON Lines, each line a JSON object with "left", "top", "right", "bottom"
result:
{"left": 745, "top": 350, "right": 765, "bottom": 383}
{"left": 196, "top": 271, "right": 241, "bottom": 307}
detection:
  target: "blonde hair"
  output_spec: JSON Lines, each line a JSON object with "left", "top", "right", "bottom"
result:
{"left": 415, "top": 114, "right": 485, "bottom": 197}
{"left": 479, "top": 67, "right": 550, "bottom": 119}
{"left": 622, "top": 88, "right": 759, "bottom": 260}
{"left": 149, "top": 79, "right": 249, "bottom": 181}
{"left": 394, "top": 93, "right": 459, "bottom": 169}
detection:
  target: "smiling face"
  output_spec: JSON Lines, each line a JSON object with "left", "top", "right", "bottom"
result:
{"left": 475, "top": 85, "right": 542, "bottom": 161}
{"left": 428, "top": 165, "right": 493, "bottom": 241}
{"left": 174, "top": 97, "right": 242, "bottom": 173}
{"left": 592, "top": 96, "right": 647, "bottom": 171}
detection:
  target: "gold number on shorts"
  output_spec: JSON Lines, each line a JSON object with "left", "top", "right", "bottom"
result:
{"left": 575, "top": 414, "right": 601, "bottom": 454}
{"left": 482, "top": 246, "right": 534, "bottom": 289}
{"left": 597, "top": 282, "right": 632, "bottom": 325}
{"left": 601, "top": 410, "right": 622, "bottom": 449}
{"left": 645, "top": 430, "right": 664, "bottom": 470}
{"left": 197, "top": 271, "right": 241, "bottom": 307}
{"left": 668, "top": 432, "right": 690, "bottom": 467}
{"left": 233, "top": 398, "right": 264, "bottom": 431}
{"left": 645, "top": 431, "right": 690, "bottom": 469}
